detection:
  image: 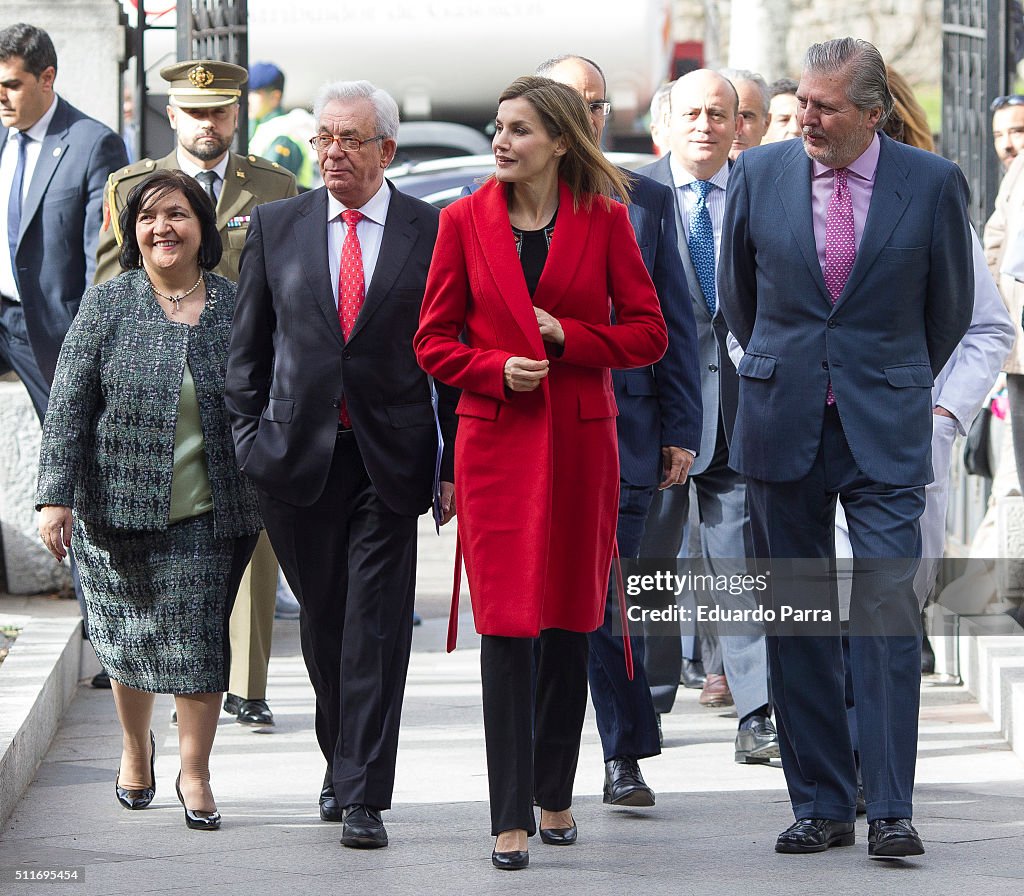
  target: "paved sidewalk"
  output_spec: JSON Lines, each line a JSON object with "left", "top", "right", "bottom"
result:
{"left": 2, "top": 521, "right": 1024, "bottom": 894}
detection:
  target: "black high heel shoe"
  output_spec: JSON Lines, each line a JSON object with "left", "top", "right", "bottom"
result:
{"left": 175, "top": 772, "right": 221, "bottom": 831}
{"left": 491, "top": 831, "right": 529, "bottom": 870}
{"left": 539, "top": 811, "right": 577, "bottom": 846}
{"left": 115, "top": 731, "right": 156, "bottom": 810}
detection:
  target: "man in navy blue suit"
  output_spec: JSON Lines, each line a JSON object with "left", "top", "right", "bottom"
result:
{"left": 537, "top": 54, "right": 702, "bottom": 808}
{"left": 0, "top": 22, "right": 127, "bottom": 421}
{"left": 720, "top": 38, "right": 973, "bottom": 859}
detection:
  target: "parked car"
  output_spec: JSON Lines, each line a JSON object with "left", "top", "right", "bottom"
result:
{"left": 393, "top": 122, "right": 493, "bottom": 164}
{"left": 390, "top": 152, "right": 658, "bottom": 208}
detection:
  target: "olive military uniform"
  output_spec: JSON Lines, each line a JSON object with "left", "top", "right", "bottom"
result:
{"left": 94, "top": 150, "right": 297, "bottom": 286}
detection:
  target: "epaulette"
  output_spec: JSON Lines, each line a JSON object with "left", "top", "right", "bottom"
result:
{"left": 104, "top": 158, "right": 160, "bottom": 243}
{"left": 240, "top": 153, "right": 295, "bottom": 178}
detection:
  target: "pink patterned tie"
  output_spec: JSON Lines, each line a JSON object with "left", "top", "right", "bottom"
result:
{"left": 337, "top": 209, "right": 365, "bottom": 426}
{"left": 823, "top": 168, "right": 855, "bottom": 406}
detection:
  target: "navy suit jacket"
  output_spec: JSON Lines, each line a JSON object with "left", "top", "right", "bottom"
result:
{"left": 2, "top": 96, "right": 128, "bottom": 383}
{"left": 614, "top": 170, "right": 701, "bottom": 486}
{"left": 225, "top": 182, "right": 456, "bottom": 515}
{"left": 719, "top": 133, "right": 974, "bottom": 486}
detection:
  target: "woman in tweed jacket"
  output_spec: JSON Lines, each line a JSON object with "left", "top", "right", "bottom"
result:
{"left": 37, "top": 171, "right": 261, "bottom": 831}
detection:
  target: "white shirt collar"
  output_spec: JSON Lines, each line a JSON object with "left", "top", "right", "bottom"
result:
{"left": 10, "top": 93, "right": 58, "bottom": 143}
{"left": 327, "top": 177, "right": 391, "bottom": 226}
{"left": 176, "top": 150, "right": 230, "bottom": 184}
{"left": 669, "top": 154, "right": 730, "bottom": 192}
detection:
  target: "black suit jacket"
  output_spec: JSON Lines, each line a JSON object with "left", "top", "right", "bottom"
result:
{"left": 2, "top": 97, "right": 127, "bottom": 383}
{"left": 225, "top": 182, "right": 455, "bottom": 514}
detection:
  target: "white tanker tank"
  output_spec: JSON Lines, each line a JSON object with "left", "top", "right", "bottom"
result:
{"left": 246, "top": 0, "right": 673, "bottom": 136}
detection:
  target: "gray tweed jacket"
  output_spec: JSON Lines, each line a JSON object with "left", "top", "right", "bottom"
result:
{"left": 36, "top": 269, "right": 262, "bottom": 539}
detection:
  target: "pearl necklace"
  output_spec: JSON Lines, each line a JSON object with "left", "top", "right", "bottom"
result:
{"left": 149, "top": 272, "right": 204, "bottom": 313}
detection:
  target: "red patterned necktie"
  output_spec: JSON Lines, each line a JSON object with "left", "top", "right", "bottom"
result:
{"left": 823, "top": 168, "right": 855, "bottom": 406}
{"left": 337, "top": 209, "right": 365, "bottom": 426}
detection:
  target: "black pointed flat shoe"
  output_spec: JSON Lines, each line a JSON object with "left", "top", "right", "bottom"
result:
{"left": 115, "top": 731, "right": 156, "bottom": 810}
{"left": 175, "top": 772, "right": 221, "bottom": 831}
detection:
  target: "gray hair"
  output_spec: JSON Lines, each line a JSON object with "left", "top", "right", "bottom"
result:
{"left": 803, "top": 38, "right": 893, "bottom": 130}
{"left": 535, "top": 53, "right": 607, "bottom": 92}
{"left": 312, "top": 80, "right": 400, "bottom": 140}
{"left": 649, "top": 80, "right": 674, "bottom": 121}
{"left": 720, "top": 68, "right": 770, "bottom": 117}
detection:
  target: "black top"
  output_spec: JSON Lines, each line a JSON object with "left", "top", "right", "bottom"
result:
{"left": 512, "top": 212, "right": 557, "bottom": 297}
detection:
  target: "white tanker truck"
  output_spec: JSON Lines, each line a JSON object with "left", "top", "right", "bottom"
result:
{"left": 136, "top": 0, "right": 674, "bottom": 145}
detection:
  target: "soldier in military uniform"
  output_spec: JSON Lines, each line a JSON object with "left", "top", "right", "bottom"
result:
{"left": 95, "top": 60, "right": 297, "bottom": 730}
{"left": 247, "top": 61, "right": 319, "bottom": 191}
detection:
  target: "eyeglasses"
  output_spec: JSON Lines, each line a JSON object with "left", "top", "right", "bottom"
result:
{"left": 991, "top": 95, "right": 1024, "bottom": 112}
{"left": 588, "top": 101, "right": 612, "bottom": 117}
{"left": 309, "top": 133, "right": 386, "bottom": 153}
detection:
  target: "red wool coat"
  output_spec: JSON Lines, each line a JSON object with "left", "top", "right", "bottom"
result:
{"left": 414, "top": 178, "right": 667, "bottom": 638}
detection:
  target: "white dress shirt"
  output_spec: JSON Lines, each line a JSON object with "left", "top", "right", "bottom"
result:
{"left": 327, "top": 178, "right": 391, "bottom": 309}
{"left": 0, "top": 93, "right": 59, "bottom": 299}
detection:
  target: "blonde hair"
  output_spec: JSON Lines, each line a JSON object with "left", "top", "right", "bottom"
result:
{"left": 882, "top": 67, "right": 935, "bottom": 152}
{"left": 497, "top": 76, "right": 629, "bottom": 209}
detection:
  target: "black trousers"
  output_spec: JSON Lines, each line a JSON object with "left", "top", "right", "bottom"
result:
{"left": 258, "top": 432, "right": 418, "bottom": 810}
{"left": 480, "top": 628, "right": 589, "bottom": 836}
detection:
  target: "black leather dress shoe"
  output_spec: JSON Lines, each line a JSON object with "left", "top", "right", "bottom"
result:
{"left": 734, "top": 714, "right": 780, "bottom": 764}
{"left": 341, "top": 804, "right": 388, "bottom": 848}
{"left": 868, "top": 818, "right": 924, "bottom": 858}
{"left": 680, "top": 658, "right": 706, "bottom": 689}
{"left": 775, "top": 818, "right": 855, "bottom": 853}
{"left": 319, "top": 785, "right": 343, "bottom": 822}
{"left": 539, "top": 813, "right": 577, "bottom": 845}
{"left": 603, "top": 757, "right": 655, "bottom": 807}
{"left": 224, "top": 694, "right": 275, "bottom": 727}
{"left": 856, "top": 785, "right": 867, "bottom": 816}
{"left": 491, "top": 848, "right": 529, "bottom": 870}
{"left": 115, "top": 731, "right": 156, "bottom": 810}
{"left": 91, "top": 670, "right": 111, "bottom": 689}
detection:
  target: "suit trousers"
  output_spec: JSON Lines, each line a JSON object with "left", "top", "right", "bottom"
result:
{"left": 588, "top": 481, "right": 661, "bottom": 761}
{"left": 0, "top": 299, "right": 50, "bottom": 422}
{"left": 640, "top": 417, "right": 765, "bottom": 718}
{"left": 227, "top": 530, "right": 279, "bottom": 700}
{"left": 258, "top": 432, "right": 417, "bottom": 810}
{"left": 747, "top": 404, "right": 924, "bottom": 823}
{"left": 480, "top": 629, "right": 589, "bottom": 836}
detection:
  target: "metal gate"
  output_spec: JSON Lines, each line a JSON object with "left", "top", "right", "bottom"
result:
{"left": 175, "top": 0, "right": 249, "bottom": 150}
{"left": 941, "top": 0, "right": 1013, "bottom": 229}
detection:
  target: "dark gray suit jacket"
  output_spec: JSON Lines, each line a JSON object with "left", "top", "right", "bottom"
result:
{"left": 225, "top": 182, "right": 456, "bottom": 514}
{"left": 3, "top": 96, "right": 128, "bottom": 383}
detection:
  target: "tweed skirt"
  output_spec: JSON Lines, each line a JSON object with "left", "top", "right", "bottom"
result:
{"left": 73, "top": 511, "right": 237, "bottom": 694}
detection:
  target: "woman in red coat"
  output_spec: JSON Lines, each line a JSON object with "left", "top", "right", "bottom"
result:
{"left": 414, "top": 77, "right": 667, "bottom": 870}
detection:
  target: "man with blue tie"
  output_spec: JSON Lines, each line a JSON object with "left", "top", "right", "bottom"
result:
{"left": 638, "top": 69, "right": 779, "bottom": 765}
{"left": 0, "top": 22, "right": 126, "bottom": 421}
{"left": 720, "top": 38, "right": 974, "bottom": 858}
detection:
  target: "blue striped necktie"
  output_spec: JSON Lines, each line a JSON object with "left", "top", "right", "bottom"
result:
{"left": 688, "top": 179, "right": 716, "bottom": 315}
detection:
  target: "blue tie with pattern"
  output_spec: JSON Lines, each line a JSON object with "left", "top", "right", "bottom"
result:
{"left": 7, "top": 131, "right": 29, "bottom": 274}
{"left": 688, "top": 179, "right": 716, "bottom": 315}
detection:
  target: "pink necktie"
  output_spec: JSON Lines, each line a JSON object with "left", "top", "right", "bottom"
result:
{"left": 338, "top": 209, "right": 364, "bottom": 426}
{"left": 823, "top": 168, "right": 855, "bottom": 406}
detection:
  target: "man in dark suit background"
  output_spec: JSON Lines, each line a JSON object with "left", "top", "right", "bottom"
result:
{"left": 720, "top": 38, "right": 974, "bottom": 859}
{"left": 536, "top": 53, "right": 702, "bottom": 807}
{"left": 226, "top": 79, "right": 455, "bottom": 851}
{"left": 0, "top": 22, "right": 127, "bottom": 420}
{"left": 637, "top": 70, "right": 778, "bottom": 765}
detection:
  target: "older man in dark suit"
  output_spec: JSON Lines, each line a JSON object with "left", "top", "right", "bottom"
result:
{"left": 226, "top": 79, "right": 455, "bottom": 850}
{"left": 0, "top": 22, "right": 127, "bottom": 420}
{"left": 720, "top": 38, "right": 974, "bottom": 859}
